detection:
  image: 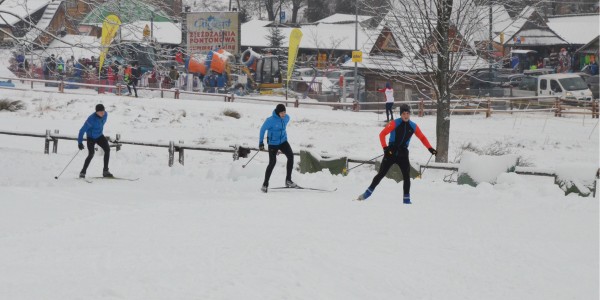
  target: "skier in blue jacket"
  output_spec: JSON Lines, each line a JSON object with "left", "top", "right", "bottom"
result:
{"left": 259, "top": 104, "right": 297, "bottom": 192}
{"left": 77, "top": 104, "right": 113, "bottom": 178}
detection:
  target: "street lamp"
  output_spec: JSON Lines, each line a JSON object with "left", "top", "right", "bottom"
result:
{"left": 353, "top": 0, "right": 358, "bottom": 102}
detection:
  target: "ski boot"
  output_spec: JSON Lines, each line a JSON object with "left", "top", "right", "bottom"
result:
{"left": 261, "top": 183, "right": 268, "bottom": 193}
{"left": 285, "top": 180, "right": 298, "bottom": 188}
{"left": 103, "top": 169, "right": 114, "bottom": 178}
{"left": 79, "top": 172, "right": 86, "bottom": 179}
{"left": 357, "top": 188, "right": 373, "bottom": 201}
{"left": 403, "top": 194, "right": 412, "bottom": 204}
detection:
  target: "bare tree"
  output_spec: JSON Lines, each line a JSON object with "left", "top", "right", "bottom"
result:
{"left": 291, "top": 0, "right": 305, "bottom": 23}
{"left": 360, "top": 0, "right": 516, "bottom": 162}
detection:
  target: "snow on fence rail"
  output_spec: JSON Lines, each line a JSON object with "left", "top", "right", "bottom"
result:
{"left": 0, "top": 129, "right": 389, "bottom": 168}
{"left": 0, "top": 76, "right": 597, "bottom": 117}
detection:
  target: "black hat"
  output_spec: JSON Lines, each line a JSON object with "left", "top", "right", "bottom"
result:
{"left": 95, "top": 104, "right": 105, "bottom": 112}
{"left": 275, "top": 104, "right": 286, "bottom": 114}
{"left": 400, "top": 104, "right": 411, "bottom": 114}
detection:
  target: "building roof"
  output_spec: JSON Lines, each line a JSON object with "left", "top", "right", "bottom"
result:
{"left": 240, "top": 20, "right": 378, "bottom": 53}
{"left": 22, "top": 1, "right": 62, "bottom": 45}
{"left": 493, "top": 6, "right": 536, "bottom": 44}
{"left": 36, "top": 34, "right": 101, "bottom": 60}
{"left": 577, "top": 36, "right": 599, "bottom": 54}
{"left": 493, "top": 6, "right": 568, "bottom": 46}
{"left": 547, "top": 14, "right": 600, "bottom": 45}
{"left": 472, "top": 5, "right": 514, "bottom": 42}
{"left": 120, "top": 21, "right": 182, "bottom": 45}
{"left": 341, "top": 53, "right": 490, "bottom": 74}
{"left": 315, "top": 13, "right": 374, "bottom": 24}
{"left": 0, "top": 0, "right": 49, "bottom": 26}
{"left": 80, "top": 0, "right": 172, "bottom": 25}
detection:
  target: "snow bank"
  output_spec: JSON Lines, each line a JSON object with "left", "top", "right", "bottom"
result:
{"left": 458, "top": 151, "right": 518, "bottom": 186}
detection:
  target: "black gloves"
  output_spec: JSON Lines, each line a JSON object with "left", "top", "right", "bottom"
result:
{"left": 383, "top": 146, "right": 394, "bottom": 157}
{"left": 428, "top": 148, "right": 437, "bottom": 155}
{"left": 78, "top": 143, "right": 84, "bottom": 150}
{"left": 259, "top": 143, "right": 265, "bottom": 151}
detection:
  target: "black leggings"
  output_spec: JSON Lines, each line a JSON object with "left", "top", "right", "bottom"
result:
{"left": 385, "top": 102, "right": 394, "bottom": 121}
{"left": 81, "top": 135, "right": 110, "bottom": 173}
{"left": 127, "top": 79, "right": 138, "bottom": 96}
{"left": 263, "top": 141, "right": 294, "bottom": 185}
{"left": 368, "top": 150, "right": 411, "bottom": 195}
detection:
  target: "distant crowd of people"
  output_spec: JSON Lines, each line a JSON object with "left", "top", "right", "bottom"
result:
{"left": 510, "top": 47, "right": 598, "bottom": 75}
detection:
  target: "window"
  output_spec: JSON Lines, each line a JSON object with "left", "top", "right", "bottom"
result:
{"left": 550, "top": 80, "right": 562, "bottom": 92}
{"left": 540, "top": 79, "right": 547, "bottom": 90}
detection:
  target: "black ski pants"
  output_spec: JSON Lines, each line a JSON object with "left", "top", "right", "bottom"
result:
{"left": 385, "top": 102, "right": 394, "bottom": 121}
{"left": 81, "top": 135, "right": 110, "bottom": 173}
{"left": 368, "top": 149, "right": 411, "bottom": 195}
{"left": 127, "top": 78, "right": 138, "bottom": 97}
{"left": 263, "top": 141, "right": 294, "bottom": 185}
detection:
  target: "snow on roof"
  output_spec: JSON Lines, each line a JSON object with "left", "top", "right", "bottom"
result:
{"left": 315, "top": 13, "right": 373, "bottom": 24}
{"left": 22, "top": 1, "right": 61, "bottom": 44}
{"left": 504, "top": 28, "right": 568, "bottom": 46}
{"left": 341, "top": 53, "right": 489, "bottom": 74}
{"left": 240, "top": 21, "right": 377, "bottom": 53}
{"left": 120, "top": 21, "right": 182, "bottom": 45}
{"left": 547, "top": 15, "right": 600, "bottom": 45}
{"left": 472, "top": 5, "right": 514, "bottom": 42}
{"left": 36, "top": 35, "right": 101, "bottom": 60}
{"left": 0, "top": 0, "right": 50, "bottom": 26}
{"left": 493, "top": 6, "right": 536, "bottom": 44}
{"left": 377, "top": 0, "right": 481, "bottom": 56}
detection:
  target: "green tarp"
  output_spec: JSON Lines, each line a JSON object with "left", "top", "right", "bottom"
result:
{"left": 299, "top": 150, "right": 347, "bottom": 176}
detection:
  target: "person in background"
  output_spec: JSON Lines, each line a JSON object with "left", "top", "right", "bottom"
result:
{"left": 377, "top": 82, "right": 395, "bottom": 122}
{"left": 357, "top": 104, "right": 437, "bottom": 203}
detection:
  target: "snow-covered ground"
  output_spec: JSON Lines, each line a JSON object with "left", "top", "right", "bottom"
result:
{"left": 0, "top": 84, "right": 598, "bottom": 299}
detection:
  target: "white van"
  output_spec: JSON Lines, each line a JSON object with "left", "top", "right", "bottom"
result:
{"left": 538, "top": 74, "right": 593, "bottom": 101}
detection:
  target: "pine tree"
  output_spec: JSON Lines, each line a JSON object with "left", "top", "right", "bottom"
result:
{"left": 266, "top": 26, "right": 286, "bottom": 48}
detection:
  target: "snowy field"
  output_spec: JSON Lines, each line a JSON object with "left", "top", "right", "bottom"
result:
{"left": 0, "top": 87, "right": 598, "bottom": 299}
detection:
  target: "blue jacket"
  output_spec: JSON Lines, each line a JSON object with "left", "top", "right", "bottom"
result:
{"left": 259, "top": 110, "right": 289, "bottom": 146}
{"left": 78, "top": 112, "right": 108, "bottom": 143}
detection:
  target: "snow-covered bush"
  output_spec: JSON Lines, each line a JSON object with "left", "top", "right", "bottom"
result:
{"left": 0, "top": 99, "right": 25, "bottom": 112}
{"left": 222, "top": 109, "right": 241, "bottom": 119}
{"left": 458, "top": 151, "right": 518, "bottom": 186}
{"left": 555, "top": 164, "right": 598, "bottom": 197}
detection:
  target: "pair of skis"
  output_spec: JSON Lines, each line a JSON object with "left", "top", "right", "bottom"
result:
{"left": 79, "top": 176, "right": 139, "bottom": 183}
{"left": 269, "top": 186, "right": 337, "bottom": 192}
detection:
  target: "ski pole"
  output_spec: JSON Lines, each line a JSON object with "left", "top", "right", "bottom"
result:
{"left": 418, "top": 154, "right": 434, "bottom": 179}
{"left": 343, "top": 154, "right": 384, "bottom": 174}
{"left": 54, "top": 150, "right": 81, "bottom": 179}
{"left": 242, "top": 149, "right": 261, "bottom": 168}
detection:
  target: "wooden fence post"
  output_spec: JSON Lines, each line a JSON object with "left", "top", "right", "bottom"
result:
{"left": 168, "top": 141, "right": 174, "bottom": 167}
{"left": 174, "top": 89, "right": 180, "bottom": 99}
{"left": 419, "top": 98, "right": 424, "bottom": 117}
{"left": 44, "top": 129, "right": 51, "bottom": 154}
{"left": 295, "top": 97, "right": 299, "bottom": 108}
{"left": 178, "top": 140, "right": 184, "bottom": 165}
{"left": 486, "top": 97, "right": 491, "bottom": 118}
{"left": 353, "top": 100, "right": 359, "bottom": 112}
{"left": 52, "top": 129, "right": 59, "bottom": 154}
{"left": 593, "top": 100, "right": 599, "bottom": 119}
{"left": 555, "top": 98, "right": 561, "bottom": 117}
{"left": 59, "top": 80, "right": 64, "bottom": 93}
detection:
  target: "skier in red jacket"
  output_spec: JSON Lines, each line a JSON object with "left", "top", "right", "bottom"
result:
{"left": 357, "top": 104, "right": 437, "bottom": 203}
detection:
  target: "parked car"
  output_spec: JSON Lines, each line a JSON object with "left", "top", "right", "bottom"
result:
{"left": 586, "top": 75, "right": 599, "bottom": 99}
{"left": 331, "top": 75, "right": 365, "bottom": 101}
{"left": 515, "top": 74, "right": 593, "bottom": 101}
{"left": 498, "top": 74, "right": 524, "bottom": 87}
{"left": 326, "top": 69, "right": 355, "bottom": 81}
